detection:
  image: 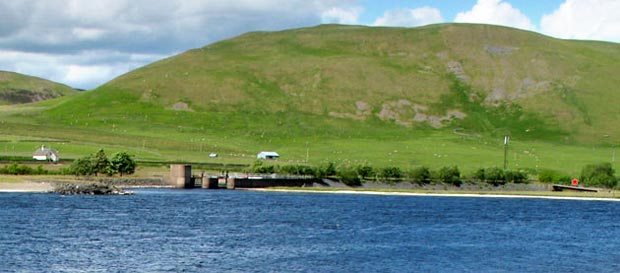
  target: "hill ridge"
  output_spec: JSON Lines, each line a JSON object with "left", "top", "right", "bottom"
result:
{"left": 0, "top": 70, "right": 77, "bottom": 105}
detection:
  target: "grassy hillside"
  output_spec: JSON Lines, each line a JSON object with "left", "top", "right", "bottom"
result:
{"left": 1, "top": 24, "right": 619, "bottom": 177}
{"left": 0, "top": 71, "right": 77, "bottom": 105}
{"left": 103, "top": 23, "right": 620, "bottom": 143}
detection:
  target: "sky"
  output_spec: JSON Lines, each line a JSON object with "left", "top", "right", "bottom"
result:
{"left": 0, "top": 0, "right": 618, "bottom": 90}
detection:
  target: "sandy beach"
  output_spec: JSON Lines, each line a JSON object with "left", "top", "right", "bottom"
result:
{"left": 0, "top": 182, "right": 53, "bottom": 193}
{"left": 2, "top": 179, "right": 619, "bottom": 202}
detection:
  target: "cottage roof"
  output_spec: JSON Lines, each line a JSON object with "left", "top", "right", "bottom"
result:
{"left": 33, "top": 146, "right": 59, "bottom": 156}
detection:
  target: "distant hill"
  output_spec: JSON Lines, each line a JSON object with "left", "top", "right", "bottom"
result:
{"left": 74, "top": 23, "right": 620, "bottom": 143}
{"left": 0, "top": 71, "right": 77, "bottom": 105}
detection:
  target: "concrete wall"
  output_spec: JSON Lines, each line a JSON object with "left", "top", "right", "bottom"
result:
{"left": 201, "top": 177, "right": 219, "bottom": 189}
{"left": 170, "top": 164, "right": 192, "bottom": 188}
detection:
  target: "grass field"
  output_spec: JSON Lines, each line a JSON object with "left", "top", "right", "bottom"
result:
{"left": 1, "top": 96, "right": 618, "bottom": 178}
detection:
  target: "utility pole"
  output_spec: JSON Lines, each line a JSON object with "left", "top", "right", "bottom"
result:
{"left": 503, "top": 135, "right": 510, "bottom": 169}
{"left": 306, "top": 141, "right": 309, "bottom": 163}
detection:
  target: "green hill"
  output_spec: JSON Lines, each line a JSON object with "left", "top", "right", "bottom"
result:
{"left": 0, "top": 71, "right": 77, "bottom": 105}
{"left": 2, "top": 24, "right": 620, "bottom": 175}
{"left": 102, "top": 23, "right": 619, "bottom": 142}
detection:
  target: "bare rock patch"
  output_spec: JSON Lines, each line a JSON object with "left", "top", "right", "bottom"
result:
{"left": 171, "top": 102, "right": 192, "bottom": 111}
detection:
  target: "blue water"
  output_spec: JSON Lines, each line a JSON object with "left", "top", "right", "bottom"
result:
{"left": 1, "top": 189, "right": 620, "bottom": 272}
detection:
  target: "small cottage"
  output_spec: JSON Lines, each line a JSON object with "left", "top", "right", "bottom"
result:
{"left": 33, "top": 145, "right": 60, "bottom": 163}
{"left": 257, "top": 151, "right": 279, "bottom": 160}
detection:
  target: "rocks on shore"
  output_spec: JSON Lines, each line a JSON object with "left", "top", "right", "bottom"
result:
{"left": 52, "top": 183, "right": 132, "bottom": 195}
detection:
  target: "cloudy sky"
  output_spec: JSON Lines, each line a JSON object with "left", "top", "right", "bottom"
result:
{"left": 0, "top": 0, "right": 618, "bottom": 89}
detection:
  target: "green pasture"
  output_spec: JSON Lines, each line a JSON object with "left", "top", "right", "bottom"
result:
{"left": 1, "top": 96, "right": 617, "bottom": 178}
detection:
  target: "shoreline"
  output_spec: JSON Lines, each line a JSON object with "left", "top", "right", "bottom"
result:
{"left": 2, "top": 181, "right": 619, "bottom": 202}
{"left": 0, "top": 182, "right": 53, "bottom": 193}
{"left": 245, "top": 188, "right": 620, "bottom": 202}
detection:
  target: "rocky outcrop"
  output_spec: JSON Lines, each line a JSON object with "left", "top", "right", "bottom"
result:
{"left": 0, "top": 88, "right": 62, "bottom": 104}
{"left": 52, "top": 183, "right": 132, "bottom": 195}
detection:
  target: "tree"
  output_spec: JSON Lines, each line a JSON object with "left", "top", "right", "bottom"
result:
{"left": 484, "top": 167, "right": 506, "bottom": 186}
{"left": 410, "top": 166, "right": 431, "bottom": 185}
{"left": 92, "top": 149, "right": 110, "bottom": 176}
{"left": 356, "top": 164, "right": 375, "bottom": 179}
{"left": 580, "top": 163, "right": 617, "bottom": 188}
{"left": 439, "top": 166, "right": 461, "bottom": 186}
{"left": 70, "top": 156, "right": 95, "bottom": 176}
{"left": 109, "top": 152, "right": 136, "bottom": 177}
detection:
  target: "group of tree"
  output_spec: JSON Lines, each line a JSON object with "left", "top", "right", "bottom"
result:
{"left": 537, "top": 162, "right": 619, "bottom": 189}
{"left": 248, "top": 160, "right": 532, "bottom": 187}
{"left": 471, "top": 167, "right": 528, "bottom": 186}
{"left": 579, "top": 163, "right": 617, "bottom": 188}
{"left": 70, "top": 149, "right": 136, "bottom": 177}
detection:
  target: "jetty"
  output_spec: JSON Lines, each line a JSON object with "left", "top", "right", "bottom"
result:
{"left": 169, "top": 164, "right": 318, "bottom": 189}
{"left": 552, "top": 184, "right": 599, "bottom": 193}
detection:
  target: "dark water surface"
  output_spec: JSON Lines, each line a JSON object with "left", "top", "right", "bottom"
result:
{"left": 1, "top": 189, "right": 620, "bottom": 272}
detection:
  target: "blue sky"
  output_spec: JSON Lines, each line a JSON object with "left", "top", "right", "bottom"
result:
{"left": 0, "top": 0, "right": 617, "bottom": 89}
{"left": 358, "top": 0, "right": 562, "bottom": 25}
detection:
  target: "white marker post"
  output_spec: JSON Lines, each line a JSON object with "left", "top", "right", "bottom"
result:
{"left": 503, "top": 135, "right": 510, "bottom": 169}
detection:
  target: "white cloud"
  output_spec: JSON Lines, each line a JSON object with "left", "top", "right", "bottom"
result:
{"left": 0, "top": 49, "right": 167, "bottom": 90}
{"left": 541, "top": 0, "right": 620, "bottom": 42}
{"left": 0, "top": 0, "right": 357, "bottom": 89}
{"left": 373, "top": 7, "right": 444, "bottom": 27}
{"left": 454, "top": 0, "right": 535, "bottom": 30}
{"left": 321, "top": 7, "right": 363, "bottom": 24}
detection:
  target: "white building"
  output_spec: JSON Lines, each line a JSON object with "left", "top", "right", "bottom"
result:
{"left": 257, "top": 151, "right": 279, "bottom": 160}
{"left": 33, "top": 145, "right": 60, "bottom": 163}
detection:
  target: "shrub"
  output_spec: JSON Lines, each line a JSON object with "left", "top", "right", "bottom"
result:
{"left": 473, "top": 167, "right": 529, "bottom": 185}
{"left": 356, "top": 164, "right": 375, "bottom": 179}
{"left": 279, "top": 165, "right": 299, "bottom": 175}
{"left": 70, "top": 156, "right": 95, "bottom": 176}
{"left": 505, "top": 170, "right": 528, "bottom": 184}
{"left": 314, "top": 162, "right": 337, "bottom": 178}
{"left": 484, "top": 167, "right": 506, "bottom": 186}
{"left": 438, "top": 166, "right": 461, "bottom": 186}
{"left": 580, "top": 163, "right": 617, "bottom": 188}
{"left": 409, "top": 166, "right": 431, "bottom": 185}
{"left": 472, "top": 168, "right": 486, "bottom": 182}
{"left": 249, "top": 160, "right": 276, "bottom": 174}
{"left": 279, "top": 164, "right": 316, "bottom": 176}
{"left": 255, "top": 165, "right": 277, "bottom": 174}
{"left": 0, "top": 164, "right": 52, "bottom": 175}
{"left": 298, "top": 165, "right": 315, "bottom": 176}
{"left": 337, "top": 166, "right": 362, "bottom": 186}
{"left": 381, "top": 166, "right": 403, "bottom": 180}
{"left": 1, "top": 163, "right": 30, "bottom": 175}
{"left": 33, "top": 165, "right": 48, "bottom": 175}
{"left": 538, "top": 169, "right": 571, "bottom": 184}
